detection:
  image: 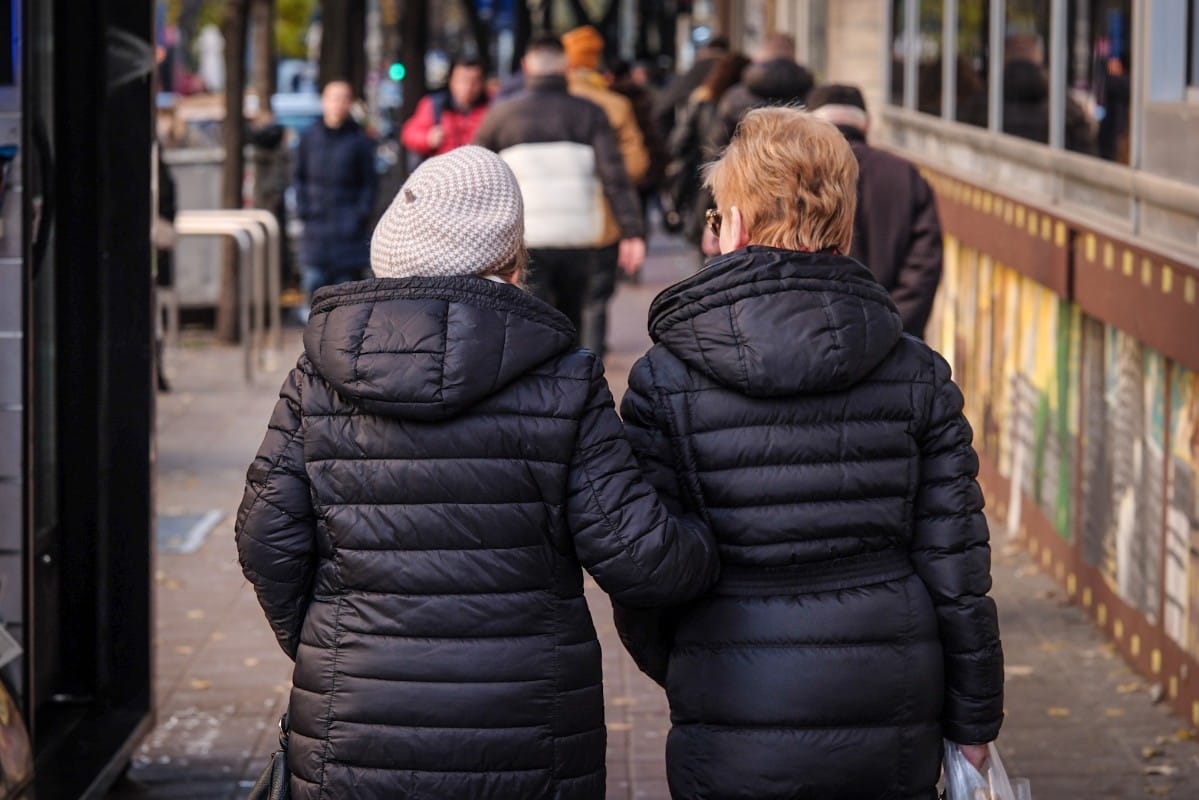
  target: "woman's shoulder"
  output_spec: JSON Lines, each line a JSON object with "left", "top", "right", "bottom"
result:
{"left": 867, "top": 334, "right": 943, "bottom": 387}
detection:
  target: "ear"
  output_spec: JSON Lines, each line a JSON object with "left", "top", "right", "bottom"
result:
{"left": 721, "top": 206, "right": 751, "bottom": 254}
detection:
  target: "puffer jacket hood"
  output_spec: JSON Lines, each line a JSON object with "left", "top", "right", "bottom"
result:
{"left": 648, "top": 246, "right": 902, "bottom": 397}
{"left": 303, "top": 277, "right": 576, "bottom": 421}
{"left": 742, "top": 58, "right": 814, "bottom": 103}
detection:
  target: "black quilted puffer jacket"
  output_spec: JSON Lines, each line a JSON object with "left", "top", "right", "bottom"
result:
{"left": 615, "top": 247, "right": 1003, "bottom": 800}
{"left": 235, "top": 277, "right": 718, "bottom": 800}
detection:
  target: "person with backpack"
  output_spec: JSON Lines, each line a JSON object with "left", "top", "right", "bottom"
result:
{"left": 401, "top": 57, "right": 490, "bottom": 160}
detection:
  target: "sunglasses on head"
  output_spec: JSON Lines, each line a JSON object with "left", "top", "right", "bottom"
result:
{"left": 705, "top": 208, "right": 722, "bottom": 237}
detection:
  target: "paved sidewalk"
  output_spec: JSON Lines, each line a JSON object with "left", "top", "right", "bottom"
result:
{"left": 110, "top": 234, "right": 1199, "bottom": 798}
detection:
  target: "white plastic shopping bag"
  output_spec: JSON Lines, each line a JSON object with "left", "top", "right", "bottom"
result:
{"left": 942, "top": 741, "right": 1024, "bottom": 800}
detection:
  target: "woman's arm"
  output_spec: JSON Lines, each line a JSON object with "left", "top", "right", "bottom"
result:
{"left": 566, "top": 356, "right": 718, "bottom": 609}
{"left": 910, "top": 353, "right": 1004, "bottom": 745}
{"left": 235, "top": 367, "right": 318, "bottom": 659}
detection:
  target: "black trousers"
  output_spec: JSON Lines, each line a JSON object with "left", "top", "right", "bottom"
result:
{"left": 526, "top": 245, "right": 618, "bottom": 357}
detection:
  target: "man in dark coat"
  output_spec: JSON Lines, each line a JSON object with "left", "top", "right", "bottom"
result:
{"left": 615, "top": 108, "right": 1002, "bottom": 799}
{"left": 236, "top": 146, "right": 718, "bottom": 799}
{"left": 292, "top": 80, "right": 378, "bottom": 310}
{"left": 808, "top": 84, "right": 944, "bottom": 339}
{"left": 712, "top": 33, "right": 814, "bottom": 149}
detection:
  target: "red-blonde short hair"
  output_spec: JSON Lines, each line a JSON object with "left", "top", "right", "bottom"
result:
{"left": 706, "top": 106, "right": 858, "bottom": 255}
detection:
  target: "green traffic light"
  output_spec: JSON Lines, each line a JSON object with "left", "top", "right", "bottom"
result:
{"left": 388, "top": 62, "right": 406, "bottom": 81}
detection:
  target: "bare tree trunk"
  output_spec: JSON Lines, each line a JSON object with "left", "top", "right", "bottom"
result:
{"left": 319, "top": 0, "right": 368, "bottom": 96}
{"left": 599, "top": 0, "right": 621, "bottom": 59}
{"left": 657, "top": 0, "right": 676, "bottom": 65}
{"left": 218, "top": 0, "right": 250, "bottom": 343}
{"left": 564, "top": 0, "right": 594, "bottom": 26}
{"left": 251, "top": 0, "right": 277, "bottom": 112}
{"left": 513, "top": 0, "right": 532, "bottom": 72}
{"left": 458, "top": 0, "right": 492, "bottom": 71}
{"left": 398, "top": 0, "right": 428, "bottom": 179}
{"left": 636, "top": 0, "right": 651, "bottom": 57}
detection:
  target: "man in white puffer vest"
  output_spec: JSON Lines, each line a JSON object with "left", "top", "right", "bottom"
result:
{"left": 474, "top": 34, "right": 645, "bottom": 357}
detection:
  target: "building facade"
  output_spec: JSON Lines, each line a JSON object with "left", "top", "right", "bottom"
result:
{"left": 0, "top": 1, "right": 156, "bottom": 796}
{"left": 717, "top": 0, "right": 1199, "bottom": 727}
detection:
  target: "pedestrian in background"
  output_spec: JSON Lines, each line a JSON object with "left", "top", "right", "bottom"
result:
{"left": 292, "top": 79, "right": 378, "bottom": 317}
{"left": 400, "top": 56, "right": 490, "bottom": 161}
{"left": 653, "top": 34, "right": 729, "bottom": 143}
{"left": 561, "top": 25, "right": 649, "bottom": 344}
{"left": 153, "top": 141, "right": 177, "bottom": 393}
{"left": 615, "top": 107, "right": 1003, "bottom": 799}
{"left": 808, "top": 84, "right": 944, "bottom": 339}
{"left": 236, "top": 146, "right": 718, "bottom": 799}
{"left": 712, "top": 33, "right": 814, "bottom": 149}
{"left": 662, "top": 50, "right": 749, "bottom": 253}
{"left": 474, "top": 35, "right": 645, "bottom": 357}
{"left": 608, "top": 58, "right": 669, "bottom": 239}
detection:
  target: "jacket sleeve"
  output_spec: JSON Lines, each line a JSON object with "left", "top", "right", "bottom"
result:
{"left": 235, "top": 368, "right": 317, "bottom": 659}
{"left": 400, "top": 96, "right": 435, "bottom": 157}
{"left": 612, "top": 97, "right": 650, "bottom": 187}
{"left": 910, "top": 354, "right": 1004, "bottom": 744}
{"left": 610, "top": 355, "right": 698, "bottom": 685}
{"left": 590, "top": 107, "right": 646, "bottom": 240}
{"left": 472, "top": 104, "right": 500, "bottom": 151}
{"left": 566, "top": 356, "right": 718, "bottom": 608}
{"left": 893, "top": 170, "right": 944, "bottom": 338}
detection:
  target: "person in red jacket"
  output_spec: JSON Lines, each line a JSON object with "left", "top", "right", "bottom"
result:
{"left": 401, "top": 57, "right": 490, "bottom": 159}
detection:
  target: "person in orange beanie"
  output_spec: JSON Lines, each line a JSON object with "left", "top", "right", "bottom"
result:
{"left": 559, "top": 25, "right": 649, "bottom": 353}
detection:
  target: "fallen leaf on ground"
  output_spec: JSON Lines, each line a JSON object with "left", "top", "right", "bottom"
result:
{"left": 1046, "top": 707, "right": 1071, "bottom": 718}
{"left": 1005, "top": 665, "right": 1035, "bottom": 678}
{"left": 243, "top": 658, "right": 260, "bottom": 668}
{"left": 1142, "top": 746, "right": 1164, "bottom": 759}
{"left": 1118, "top": 682, "right": 1143, "bottom": 694}
{"left": 189, "top": 679, "right": 212, "bottom": 691}
{"left": 186, "top": 609, "right": 205, "bottom": 620}
{"left": 1144, "top": 765, "right": 1178, "bottom": 777}
{"left": 1104, "top": 708, "right": 1126, "bottom": 717}
{"left": 175, "top": 645, "right": 194, "bottom": 656}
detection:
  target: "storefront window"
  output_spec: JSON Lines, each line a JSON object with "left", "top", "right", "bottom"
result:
{"left": 890, "top": 0, "right": 908, "bottom": 106}
{"left": 1004, "top": 0, "right": 1053, "bottom": 145}
{"left": 1064, "top": 1, "right": 1132, "bottom": 162}
{"left": 957, "top": 0, "right": 991, "bottom": 126}
{"left": 1187, "top": 0, "right": 1199, "bottom": 88}
{"left": 916, "top": 1, "right": 944, "bottom": 116}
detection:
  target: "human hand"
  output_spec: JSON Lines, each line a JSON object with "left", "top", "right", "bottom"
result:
{"left": 956, "top": 743, "right": 989, "bottom": 773}
{"left": 427, "top": 126, "right": 445, "bottom": 151}
{"left": 618, "top": 237, "right": 646, "bottom": 274}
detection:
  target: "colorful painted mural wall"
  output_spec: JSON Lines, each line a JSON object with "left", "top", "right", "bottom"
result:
{"left": 924, "top": 171, "right": 1199, "bottom": 723}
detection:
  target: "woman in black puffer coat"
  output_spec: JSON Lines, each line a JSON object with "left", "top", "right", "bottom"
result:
{"left": 615, "top": 109, "right": 1004, "bottom": 799}
{"left": 235, "top": 146, "right": 718, "bottom": 799}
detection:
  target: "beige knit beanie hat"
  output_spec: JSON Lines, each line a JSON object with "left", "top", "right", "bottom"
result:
{"left": 370, "top": 145, "right": 525, "bottom": 280}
